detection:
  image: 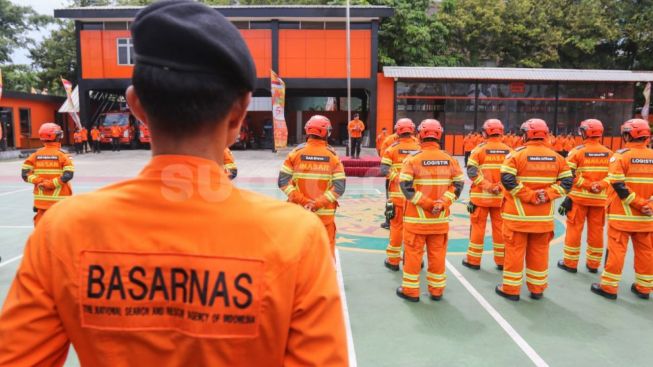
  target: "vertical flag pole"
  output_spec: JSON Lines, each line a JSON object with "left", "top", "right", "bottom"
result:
{"left": 346, "top": 0, "right": 352, "bottom": 157}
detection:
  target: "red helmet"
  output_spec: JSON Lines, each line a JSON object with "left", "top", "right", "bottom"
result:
{"left": 621, "top": 118, "right": 651, "bottom": 139}
{"left": 520, "top": 118, "right": 549, "bottom": 140}
{"left": 39, "top": 123, "right": 63, "bottom": 142}
{"left": 418, "top": 119, "right": 443, "bottom": 140}
{"left": 579, "top": 119, "right": 604, "bottom": 138}
{"left": 482, "top": 119, "right": 504, "bottom": 136}
{"left": 395, "top": 118, "right": 415, "bottom": 135}
{"left": 304, "top": 115, "right": 332, "bottom": 138}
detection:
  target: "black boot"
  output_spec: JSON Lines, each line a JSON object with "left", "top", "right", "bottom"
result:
{"left": 495, "top": 285, "right": 519, "bottom": 301}
{"left": 631, "top": 283, "right": 650, "bottom": 300}
{"left": 396, "top": 287, "right": 419, "bottom": 302}
{"left": 529, "top": 292, "right": 543, "bottom": 300}
{"left": 557, "top": 260, "right": 577, "bottom": 273}
{"left": 591, "top": 283, "right": 617, "bottom": 300}
{"left": 384, "top": 259, "right": 399, "bottom": 272}
{"left": 430, "top": 294, "right": 442, "bottom": 301}
{"left": 380, "top": 221, "right": 389, "bottom": 229}
{"left": 462, "top": 259, "right": 480, "bottom": 270}
{"left": 496, "top": 264, "right": 504, "bottom": 271}
{"left": 586, "top": 264, "right": 598, "bottom": 274}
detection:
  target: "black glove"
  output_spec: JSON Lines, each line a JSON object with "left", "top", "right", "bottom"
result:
{"left": 558, "top": 197, "right": 573, "bottom": 216}
{"left": 385, "top": 201, "right": 396, "bottom": 221}
{"left": 467, "top": 201, "right": 477, "bottom": 214}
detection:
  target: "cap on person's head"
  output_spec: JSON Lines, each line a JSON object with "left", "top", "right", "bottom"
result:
{"left": 131, "top": 0, "right": 256, "bottom": 91}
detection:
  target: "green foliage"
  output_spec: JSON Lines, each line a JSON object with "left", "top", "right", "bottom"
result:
{"left": 0, "top": 64, "right": 41, "bottom": 93}
{"left": 0, "top": 0, "right": 50, "bottom": 64}
{"left": 29, "top": 21, "right": 77, "bottom": 96}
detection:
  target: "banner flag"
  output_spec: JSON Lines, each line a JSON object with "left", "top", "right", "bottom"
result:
{"left": 642, "top": 82, "right": 651, "bottom": 120}
{"left": 61, "top": 77, "right": 82, "bottom": 129}
{"left": 271, "top": 70, "right": 288, "bottom": 149}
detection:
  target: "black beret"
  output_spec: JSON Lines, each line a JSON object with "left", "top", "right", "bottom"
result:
{"left": 131, "top": 0, "right": 256, "bottom": 91}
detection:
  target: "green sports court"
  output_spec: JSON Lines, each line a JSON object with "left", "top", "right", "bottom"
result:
{"left": 1, "top": 148, "right": 651, "bottom": 367}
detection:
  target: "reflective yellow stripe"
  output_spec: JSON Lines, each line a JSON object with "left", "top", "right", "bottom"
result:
{"left": 467, "top": 159, "right": 479, "bottom": 167}
{"left": 224, "top": 163, "right": 237, "bottom": 170}
{"left": 624, "top": 177, "right": 653, "bottom": 184}
{"left": 570, "top": 191, "right": 607, "bottom": 200}
{"left": 525, "top": 269, "right": 548, "bottom": 277}
{"left": 443, "top": 191, "right": 456, "bottom": 201}
{"left": 470, "top": 192, "right": 503, "bottom": 199}
{"left": 283, "top": 186, "right": 296, "bottom": 195}
{"left": 414, "top": 178, "right": 452, "bottom": 185}
{"left": 480, "top": 164, "right": 502, "bottom": 170}
{"left": 34, "top": 195, "right": 67, "bottom": 202}
{"left": 500, "top": 165, "right": 517, "bottom": 175}
{"left": 389, "top": 191, "right": 405, "bottom": 199}
{"left": 403, "top": 272, "right": 420, "bottom": 280}
{"left": 509, "top": 183, "right": 523, "bottom": 197}
{"left": 33, "top": 169, "right": 63, "bottom": 175}
{"left": 315, "top": 209, "right": 336, "bottom": 216}
{"left": 411, "top": 191, "right": 423, "bottom": 205}
{"left": 391, "top": 163, "right": 403, "bottom": 169}
{"left": 635, "top": 273, "right": 653, "bottom": 281}
{"left": 292, "top": 173, "right": 332, "bottom": 180}
{"left": 602, "top": 271, "right": 622, "bottom": 280}
{"left": 576, "top": 167, "right": 608, "bottom": 173}
{"left": 333, "top": 172, "right": 346, "bottom": 180}
{"left": 468, "top": 242, "right": 484, "bottom": 249}
{"left": 401, "top": 281, "right": 420, "bottom": 289}
{"left": 567, "top": 161, "right": 578, "bottom": 169}
{"left": 502, "top": 279, "right": 523, "bottom": 286}
{"left": 558, "top": 171, "right": 573, "bottom": 179}
{"left": 623, "top": 192, "right": 636, "bottom": 205}
{"left": 575, "top": 176, "right": 586, "bottom": 188}
{"left": 525, "top": 277, "right": 547, "bottom": 285}
{"left": 551, "top": 184, "right": 566, "bottom": 196}
{"left": 381, "top": 158, "right": 392, "bottom": 165}
{"left": 600, "top": 280, "right": 619, "bottom": 287}
{"left": 453, "top": 174, "right": 464, "bottom": 181}
{"left": 27, "top": 175, "right": 38, "bottom": 184}
{"left": 516, "top": 176, "right": 556, "bottom": 183}
{"left": 514, "top": 197, "right": 526, "bottom": 216}
{"left": 427, "top": 280, "right": 446, "bottom": 288}
{"left": 502, "top": 213, "right": 554, "bottom": 222}
{"left": 503, "top": 270, "right": 522, "bottom": 278}
{"left": 608, "top": 174, "right": 625, "bottom": 180}
{"left": 63, "top": 165, "right": 74, "bottom": 172}
{"left": 281, "top": 165, "right": 293, "bottom": 174}
{"left": 404, "top": 216, "right": 450, "bottom": 224}
{"left": 324, "top": 191, "right": 337, "bottom": 203}
{"left": 399, "top": 173, "right": 414, "bottom": 181}
{"left": 608, "top": 214, "right": 653, "bottom": 222}
{"left": 21, "top": 164, "right": 33, "bottom": 170}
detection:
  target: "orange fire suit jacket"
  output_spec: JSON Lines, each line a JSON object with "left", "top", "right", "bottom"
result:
{"left": 380, "top": 137, "right": 421, "bottom": 203}
{"left": 500, "top": 140, "right": 574, "bottom": 233}
{"left": 110, "top": 126, "right": 122, "bottom": 138}
{"left": 348, "top": 119, "right": 365, "bottom": 139}
{"left": 81, "top": 128, "right": 88, "bottom": 142}
{"left": 73, "top": 132, "right": 82, "bottom": 144}
{"left": 21, "top": 142, "right": 74, "bottom": 210}
{"left": 223, "top": 147, "right": 237, "bottom": 180}
{"left": 399, "top": 142, "right": 465, "bottom": 234}
{"left": 90, "top": 128, "right": 100, "bottom": 141}
{"left": 566, "top": 138, "right": 612, "bottom": 206}
{"left": 606, "top": 141, "right": 653, "bottom": 231}
{"left": 0, "top": 155, "right": 348, "bottom": 366}
{"left": 467, "top": 137, "right": 513, "bottom": 207}
{"left": 278, "top": 138, "right": 346, "bottom": 225}
{"left": 463, "top": 134, "right": 475, "bottom": 153}
{"left": 376, "top": 132, "right": 388, "bottom": 155}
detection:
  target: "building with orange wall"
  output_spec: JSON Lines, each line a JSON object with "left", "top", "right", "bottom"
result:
{"left": 0, "top": 91, "right": 68, "bottom": 150}
{"left": 55, "top": 5, "right": 393, "bottom": 146}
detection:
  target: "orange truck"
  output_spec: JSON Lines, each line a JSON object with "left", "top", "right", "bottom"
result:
{"left": 97, "top": 112, "right": 150, "bottom": 148}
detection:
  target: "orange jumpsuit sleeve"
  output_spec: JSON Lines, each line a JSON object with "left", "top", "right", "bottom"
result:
{"left": 399, "top": 157, "right": 435, "bottom": 211}
{"left": 0, "top": 225, "right": 71, "bottom": 366}
{"left": 543, "top": 155, "right": 573, "bottom": 201}
{"left": 566, "top": 148, "right": 591, "bottom": 190}
{"left": 501, "top": 152, "right": 539, "bottom": 204}
{"left": 284, "top": 224, "right": 348, "bottom": 366}
{"left": 467, "top": 147, "right": 493, "bottom": 191}
{"left": 279, "top": 152, "right": 309, "bottom": 206}
{"left": 21, "top": 152, "right": 42, "bottom": 185}
{"left": 314, "top": 157, "right": 347, "bottom": 209}
{"left": 443, "top": 156, "right": 465, "bottom": 207}
{"left": 609, "top": 153, "right": 649, "bottom": 210}
{"left": 380, "top": 148, "right": 394, "bottom": 178}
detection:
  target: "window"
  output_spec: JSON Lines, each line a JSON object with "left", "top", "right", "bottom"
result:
{"left": 81, "top": 22, "right": 102, "bottom": 30}
{"left": 19, "top": 108, "right": 31, "bottom": 136}
{"left": 232, "top": 21, "right": 249, "bottom": 29}
{"left": 117, "top": 38, "right": 134, "bottom": 65}
{"left": 104, "top": 22, "right": 128, "bottom": 30}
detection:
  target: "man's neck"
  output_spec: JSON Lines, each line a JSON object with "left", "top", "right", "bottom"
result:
{"left": 151, "top": 133, "right": 226, "bottom": 164}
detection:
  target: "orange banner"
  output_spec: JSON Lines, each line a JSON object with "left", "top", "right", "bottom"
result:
{"left": 271, "top": 70, "right": 288, "bottom": 149}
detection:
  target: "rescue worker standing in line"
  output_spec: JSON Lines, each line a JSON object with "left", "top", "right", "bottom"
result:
{"left": 278, "top": 115, "right": 347, "bottom": 254}
{"left": 592, "top": 119, "right": 653, "bottom": 300}
{"left": 223, "top": 147, "right": 237, "bottom": 180}
{"left": 90, "top": 125, "right": 101, "bottom": 153}
{"left": 110, "top": 121, "right": 122, "bottom": 152}
{"left": 396, "top": 119, "right": 464, "bottom": 301}
{"left": 0, "top": 1, "right": 348, "bottom": 365}
{"left": 497, "top": 118, "right": 573, "bottom": 301}
{"left": 381, "top": 118, "right": 421, "bottom": 271}
{"left": 81, "top": 126, "right": 89, "bottom": 153}
{"left": 348, "top": 113, "right": 365, "bottom": 159}
{"left": 20, "top": 123, "right": 74, "bottom": 225}
{"left": 73, "top": 129, "right": 83, "bottom": 154}
{"left": 463, "top": 119, "right": 512, "bottom": 271}
{"left": 376, "top": 127, "right": 388, "bottom": 156}
{"left": 557, "top": 119, "right": 612, "bottom": 274}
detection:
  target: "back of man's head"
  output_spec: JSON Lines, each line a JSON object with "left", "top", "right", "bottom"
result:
{"left": 130, "top": 0, "right": 255, "bottom": 138}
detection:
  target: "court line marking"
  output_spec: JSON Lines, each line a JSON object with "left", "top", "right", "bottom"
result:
{"left": 0, "top": 255, "right": 23, "bottom": 269}
{"left": 445, "top": 259, "right": 549, "bottom": 367}
{"left": 0, "top": 226, "right": 32, "bottom": 229}
{"left": 335, "top": 249, "right": 358, "bottom": 367}
{"left": 0, "top": 188, "right": 31, "bottom": 197}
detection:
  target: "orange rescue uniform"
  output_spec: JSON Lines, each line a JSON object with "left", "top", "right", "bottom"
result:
{"left": 600, "top": 142, "right": 653, "bottom": 295}
{"left": 348, "top": 118, "right": 365, "bottom": 138}
{"left": 398, "top": 142, "right": 464, "bottom": 298}
{"left": 279, "top": 138, "right": 346, "bottom": 253}
{"left": 81, "top": 128, "right": 88, "bottom": 142}
{"left": 0, "top": 155, "right": 348, "bottom": 366}
{"left": 90, "top": 128, "right": 100, "bottom": 141}
{"left": 110, "top": 125, "right": 122, "bottom": 138}
{"left": 465, "top": 137, "right": 512, "bottom": 266}
{"left": 376, "top": 131, "right": 388, "bottom": 156}
{"left": 21, "top": 142, "right": 74, "bottom": 224}
{"left": 499, "top": 141, "right": 573, "bottom": 295}
{"left": 223, "top": 147, "right": 237, "bottom": 179}
{"left": 562, "top": 138, "right": 612, "bottom": 270}
{"left": 380, "top": 137, "right": 421, "bottom": 265}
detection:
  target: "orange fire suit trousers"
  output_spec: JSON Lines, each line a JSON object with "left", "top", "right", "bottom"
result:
{"left": 33, "top": 209, "right": 46, "bottom": 226}
{"left": 600, "top": 226, "right": 653, "bottom": 295}
{"left": 501, "top": 228, "right": 553, "bottom": 295}
{"left": 563, "top": 204, "right": 605, "bottom": 270}
{"left": 401, "top": 231, "right": 448, "bottom": 298}
{"left": 324, "top": 221, "right": 336, "bottom": 257}
{"left": 466, "top": 206, "right": 504, "bottom": 266}
{"left": 386, "top": 203, "right": 404, "bottom": 265}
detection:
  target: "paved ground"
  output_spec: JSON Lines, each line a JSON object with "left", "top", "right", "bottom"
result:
{"left": 0, "top": 147, "right": 652, "bottom": 367}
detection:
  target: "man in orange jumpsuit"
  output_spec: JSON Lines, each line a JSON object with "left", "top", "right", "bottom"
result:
{"left": 81, "top": 126, "right": 89, "bottom": 153}
{"left": 20, "top": 122, "right": 74, "bottom": 225}
{"left": 279, "top": 115, "right": 347, "bottom": 254}
{"left": 110, "top": 122, "right": 122, "bottom": 152}
{"left": 348, "top": 113, "right": 365, "bottom": 159}
{"left": 554, "top": 134, "right": 565, "bottom": 156}
{"left": 376, "top": 127, "right": 388, "bottom": 156}
{"left": 73, "top": 129, "right": 83, "bottom": 154}
{"left": 563, "top": 133, "right": 575, "bottom": 157}
{"left": 381, "top": 118, "right": 421, "bottom": 271}
{"left": 592, "top": 119, "right": 653, "bottom": 300}
{"left": 463, "top": 132, "right": 474, "bottom": 166}
{"left": 557, "top": 119, "right": 612, "bottom": 274}
{"left": 496, "top": 119, "right": 573, "bottom": 301}
{"left": 463, "top": 119, "right": 512, "bottom": 271}
{"left": 0, "top": 2, "right": 347, "bottom": 365}
{"left": 396, "top": 119, "right": 464, "bottom": 301}
{"left": 90, "top": 125, "right": 101, "bottom": 153}
{"left": 223, "top": 147, "right": 237, "bottom": 180}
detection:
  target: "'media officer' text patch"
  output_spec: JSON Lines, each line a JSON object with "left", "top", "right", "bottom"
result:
{"left": 423, "top": 160, "right": 450, "bottom": 167}
{"left": 527, "top": 156, "right": 556, "bottom": 162}
{"left": 301, "top": 155, "right": 329, "bottom": 162}
{"left": 79, "top": 251, "right": 263, "bottom": 338}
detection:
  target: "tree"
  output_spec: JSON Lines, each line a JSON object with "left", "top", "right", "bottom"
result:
{"left": 29, "top": 21, "right": 77, "bottom": 96}
{"left": 1, "top": 64, "right": 41, "bottom": 93}
{"left": 0, "top": 0, "right": 49, "bottom": 64}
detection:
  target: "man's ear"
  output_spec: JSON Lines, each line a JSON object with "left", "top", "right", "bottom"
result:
{"left": 225, "top": 92, "right": 252, "bottom": 146}
{"left": 126, "top": 86, "right": 148, "bottom": 127}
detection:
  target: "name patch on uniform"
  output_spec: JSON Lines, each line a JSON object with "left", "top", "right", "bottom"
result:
{"left": 422, "top": 160, "right": 450, "bottom": 167}
{"left": 36, "top": 155, "right": 59, "bottom": 160}
{"left": 527, "top": 156, "right": 556, "bottom": 162}
{"left": 586, "top": 152, "right": 609, "bottom": 158}
{"left": 79, "top": 251, "right": 263, "bottom": 338}
{"left": 399, "top": 150, "right": 420, "bottom": 155}
{"left": 487, "top": 150, "right": 509, "bottom": 155}
{"left": 631, "top": 158, "right": 653, "bottom": 165}
{"left": 300, "top": 155, "right": 329, "bottom": 162}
